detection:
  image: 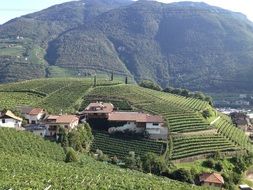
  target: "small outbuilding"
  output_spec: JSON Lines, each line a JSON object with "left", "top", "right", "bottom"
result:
{"left": 199, "top": 172, "right": 224, "bottom": 188}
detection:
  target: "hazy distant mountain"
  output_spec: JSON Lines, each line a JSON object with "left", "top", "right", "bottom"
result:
{"left": 0, "top": 0, "right": 253, "bottom": 92}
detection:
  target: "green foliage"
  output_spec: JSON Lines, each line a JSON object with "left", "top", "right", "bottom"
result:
{"left": 60, "top": 123, "right": 93, "bottom": 152}
{"left": 95, "top": 149, "right": 109, "bottom": 162}
{"left": 170, "top": 168, "right": 194, "bottom": 184}
{"left": 202, "top": 109, "right": 213, "bottom": 118}
{"left": 124, "top": 151, "right": 142, "bottom": 171}
{"left": 214, "top": 161, "right": 223, "bottom": 172}
{"left": 139, "top": 80, "right": 162, "bottom": 91}
{"left": 65, "top": 147, "right": 79, "bottom": 163}
{"left": 202, "top": 159, "right": 215, "bottom": 169}
{"left": 142, "top": 152, "right": 167, "bottom": 175}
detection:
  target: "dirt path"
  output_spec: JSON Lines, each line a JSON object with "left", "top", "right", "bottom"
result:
{"left": 246, "top": 172, "right": 253, "bottom": 182}
{"left": 179, "top": 129, "right": 217, "bottom": 136}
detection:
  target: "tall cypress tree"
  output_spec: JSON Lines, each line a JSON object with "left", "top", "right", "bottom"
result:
{"left": 93, "top": 75, "right": 97, "bottom": 87}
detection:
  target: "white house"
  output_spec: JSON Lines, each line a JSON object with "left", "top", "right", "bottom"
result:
{"left": 20, "top": 107, "right": 45, "bottom": 124}
{"left": 0, "top": 110, "right": 23, "bottom": 128}
{"left": 107, "top": 112, "right": 168, "bottom": 140}
{"left": 43, "top": 115, "right": 79, "bottom": 137}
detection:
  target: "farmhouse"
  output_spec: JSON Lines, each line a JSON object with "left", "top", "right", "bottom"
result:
{"left": 81, "top": 102, "right": 168, "bottom": 140}
{"left": 108, "top": 112, "right": 167, "bottom": 140}
{"left": 0, "top": 110, "right": 23, "bottom": 128}
{"left": 199, "top": 172, "right": 224, "bottom": 188}
{"left": 43, "top": 115, "right": 79, "bottom": 137}
{"left": 20, "top": 107, "right": 46, "bottom": 124}
{"left": 80, "top": 102, "right": 114, "bottom": 119}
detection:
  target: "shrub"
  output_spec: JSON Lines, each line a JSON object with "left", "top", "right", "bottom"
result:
{"left": 96, "top": 149, "right": 109, "bottom": 162}
{"left": 202, "top": 109, "right": 213, "bottom": 118}
{"left": 65, "top": 147, "right": 79, "bottom": 163}
{"left": 214, "top": 161, "right": 223, "bottom": 172}
{"left": 139, "top": 80, "right": 162, "bottom": 91}
{"left": 170, "top": 168, "right": 194, "bottom": 184}
{"left": 202, "top": 159, "right": 215, "bottom": 168}
{"left": 142, "top": 152, "right": 167, "bottom": 175}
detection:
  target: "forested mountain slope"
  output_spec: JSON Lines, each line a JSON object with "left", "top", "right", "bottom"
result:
{"left": 1, "top": 0, "right": 253, "bottom": 92}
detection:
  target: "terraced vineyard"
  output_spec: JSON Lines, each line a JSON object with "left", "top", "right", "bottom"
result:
{"left": 86, "top": 85, "right": 212, "bottom": 133}
{"left": 0, "top": 128, "right": 210, "bottom": 189}
{"left": 91, "top": 130, "right": 167, "bottom": 158}
{"left": 172, "top": 134, "right": 239, "bottom": 160}
{"left": 1, "top": 78, "right": 252, "bottom": 161}
{"left": 0, "top": 78, "right": 95, "bottom": 113}
{"left": 0, "top": 128, "right": 65, "bottom": 161}
{"left": 215, "top": 117, "right": 253, "bottom": 152}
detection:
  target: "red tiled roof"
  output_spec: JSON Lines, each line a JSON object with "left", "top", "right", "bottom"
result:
{"left": 83, "top": 102, "right": 114, "bottom": 113}
{"left": 199, "top": 172, "right": 224, "bottom": 184}
{"left": 108, "top": 112, "right": 164, "bottom": 123}
{"left": 56, "top": 115, "right": 79, "bottom": 124}
{"left": 46, "top": 115, "right": 79, "bottom": 124}
{"left": 21, "top": 107, "right": 44, "bottom": 115}
{"left": 29, "top": 108, "right": 44, "bottom": 115}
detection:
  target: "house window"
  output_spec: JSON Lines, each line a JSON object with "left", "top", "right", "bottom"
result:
{"left": 153, "top": 123, "right": 159, "bottom": 126}
{"left": 31, "top": 120, "right": 36, "bottom": 124}
{"left": 2, "top": 119, "right": 5, "bottom": 123}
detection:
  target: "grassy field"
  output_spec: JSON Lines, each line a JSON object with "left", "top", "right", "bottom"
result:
{"left": 0, "top": 78, "right": 252, "bottom": 161}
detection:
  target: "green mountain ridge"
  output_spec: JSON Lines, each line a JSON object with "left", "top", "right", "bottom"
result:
{"left": 1, "top": 0, "right": 253, "bottom": 92}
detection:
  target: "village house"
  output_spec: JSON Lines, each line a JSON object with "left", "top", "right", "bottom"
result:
{"left": 0, "top": 110, "right": 23, "bottom": 128}
{"left": 108, "top": 111, "right": 168, "bottom": 140}
{"left": 43, "top": 114, "right": 79, "bottom": 137}
{"left": 20, "top": 107, "right": 46, "bottom": 124}
{"left": 80, "top": 102, "right": 114, "bottom": 119}
{"left": 199, "top": 172, "right": 224, "bottom": 188}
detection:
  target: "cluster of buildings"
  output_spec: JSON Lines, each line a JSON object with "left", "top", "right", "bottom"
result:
{"left": 0, "top": 102, "right": 168, "bottom": 140}
{"left": 0, "top": 107, "right": 79, "bottom": 138}
{"left": 80, "top": 102, "right": 168, "bottom": 140}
